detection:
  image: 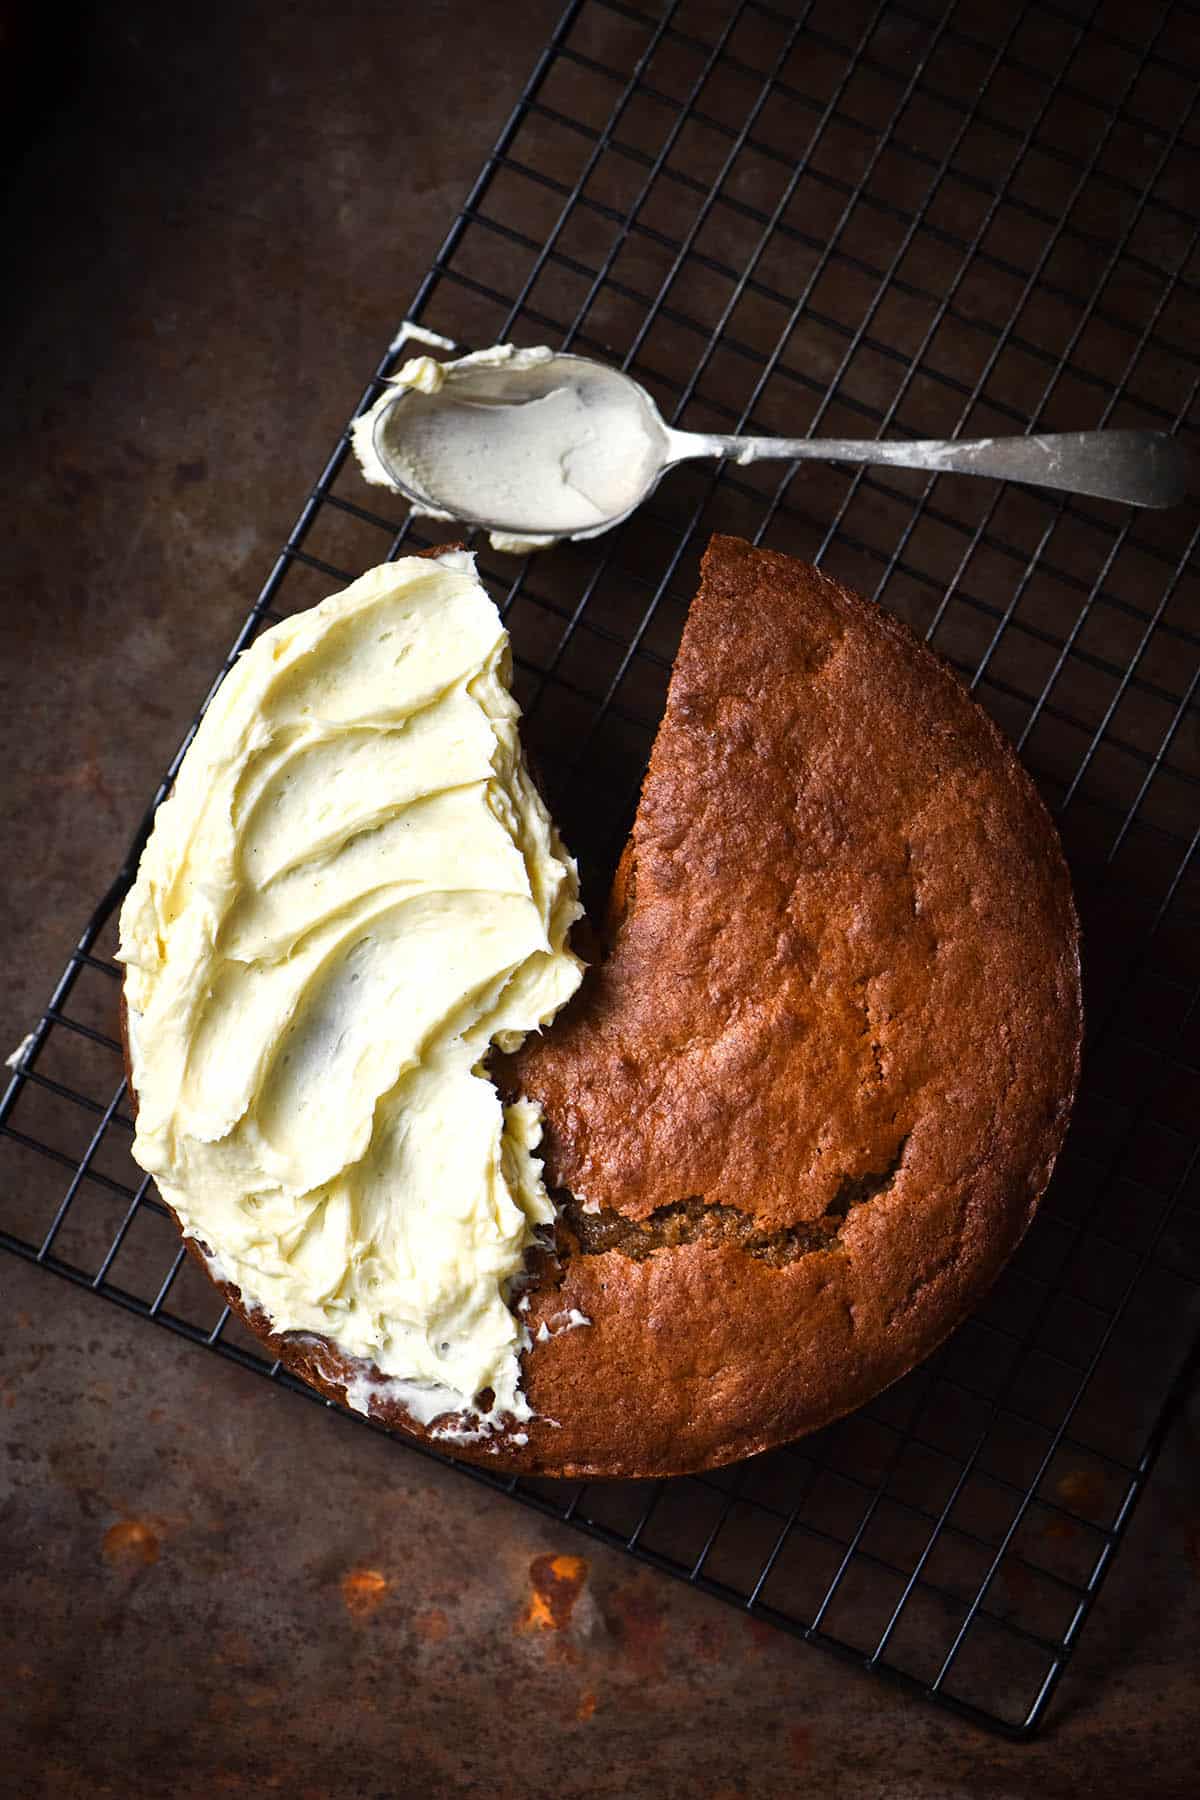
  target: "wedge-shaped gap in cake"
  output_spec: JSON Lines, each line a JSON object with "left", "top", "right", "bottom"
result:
{"left": 554, "top": 616, "right": 642, "bottom": 708}
{"left": 505, "top": 583, "right": 587, "bottom": 681}
{"left": 519, "top": 680, "right": 608, "bottom": 807}
{"left": 559, "top": 560, "right": 674, "bottom": 671}
{"left": 565, "top": 710, "right": 658, "bottom": 860}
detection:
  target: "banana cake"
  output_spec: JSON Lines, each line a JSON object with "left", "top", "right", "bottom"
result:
{"left": 119, "top": 535, "right": 1082, "bottom": 1478}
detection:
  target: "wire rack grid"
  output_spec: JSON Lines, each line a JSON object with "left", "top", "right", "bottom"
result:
{"left": 3, "top": 0, "right": 1199, "bottom": 1741}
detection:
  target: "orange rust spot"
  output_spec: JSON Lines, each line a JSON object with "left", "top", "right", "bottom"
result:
{"left": 102, "top": 1518, "right": 160, "bottom": 1567}
{"left": 1043, "top": 1515, "right": 1076, "bottom": 1542}
{"left": 414, "top": 1606, "right": 450, "bottom": 1642}
{"left": 1054, "top": 1467, "right": 1107, "bottom": 1517}
{"left": 518, "top": 1552, "right": 589, "bottom": 1633}
{"left": 341, "top": 1567, "right": 389, "bottom": 1617}
{"left": 576, "top": 1689, "right": 597, "bottom": 1722}
{"left": 2, "top": 1393, "right": 14, "bottom": 1410}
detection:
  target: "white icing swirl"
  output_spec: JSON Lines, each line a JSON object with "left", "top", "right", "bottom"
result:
{"left": 118, "top": 552, "right": 584, "bottom": 1426}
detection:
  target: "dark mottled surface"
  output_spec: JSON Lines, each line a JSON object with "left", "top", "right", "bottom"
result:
{"left": 1, "top": 2, "right": 1197, "bottom": 1794}
{"left": 1, "top": 1264, "right": 1198, "bottom": 1799}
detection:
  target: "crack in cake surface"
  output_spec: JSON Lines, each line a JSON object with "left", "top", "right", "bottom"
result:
{"left": 553, "top": 1139, "right": 907, "bottom": 1268}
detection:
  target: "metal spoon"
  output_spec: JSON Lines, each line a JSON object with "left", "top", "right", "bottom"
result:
{"left": 368, "top": 351, "right": 1192, "bottom": 539}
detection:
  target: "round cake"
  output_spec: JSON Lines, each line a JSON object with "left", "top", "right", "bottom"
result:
{"left": 120, "top": 535, "right": 1081, "bottom": 1478}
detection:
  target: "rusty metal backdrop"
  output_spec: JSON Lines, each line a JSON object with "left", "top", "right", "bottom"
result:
{"left": 3, "top": 0, "right": 1198, "bottom": 1737}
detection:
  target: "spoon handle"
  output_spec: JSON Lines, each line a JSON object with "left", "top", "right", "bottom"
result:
{"left": 670, "top": 427, "right": 1191, "bottom": 510}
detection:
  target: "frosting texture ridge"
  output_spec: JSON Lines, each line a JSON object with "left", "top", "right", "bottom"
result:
{"left": 118, "top": 551, "right": 584, "bottom": 1426}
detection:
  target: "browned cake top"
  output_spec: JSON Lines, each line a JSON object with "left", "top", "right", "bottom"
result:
{"left": 489, "top": 535, "right": 1081, "bottom": 1473}
{"left": 516, "top": 536, "right": 1080, "bottom": 1236}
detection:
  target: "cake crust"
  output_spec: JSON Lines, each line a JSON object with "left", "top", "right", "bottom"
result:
{"left": 122, "top": 537, "right": 1082, "bottom": 1478}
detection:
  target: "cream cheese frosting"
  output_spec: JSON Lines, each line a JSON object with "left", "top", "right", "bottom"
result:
{"left": 118, "top": 550, "right": 585, "bottom": 1430}
{"left": 350, "top": 343, "right": 669, "bottom": 552}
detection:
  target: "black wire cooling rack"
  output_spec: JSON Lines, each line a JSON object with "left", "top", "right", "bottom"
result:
{"left": 3, "top": 0, "right": 1199, "bottom": 1740}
